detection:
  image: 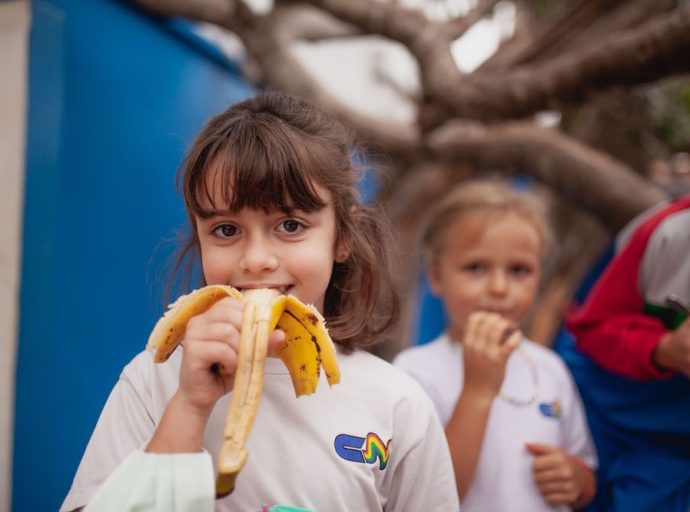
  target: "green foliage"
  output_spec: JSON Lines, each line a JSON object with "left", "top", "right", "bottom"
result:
{"left": 530, "top": 0, "right": 571, "bottom": 17}
{"left": 647, "top": 78, "right": 690, "bottom": 153}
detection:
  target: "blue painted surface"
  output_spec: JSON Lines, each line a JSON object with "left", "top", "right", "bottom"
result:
{"left": 413, "top": 274, "right": 446, "bottom": 345}
{"left": 14, "top": 2, "right": 252, "bottom": 510}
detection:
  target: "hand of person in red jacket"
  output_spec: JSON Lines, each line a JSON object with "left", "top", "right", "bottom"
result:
{"left": 653, "top": 316, "right": 690, "bottom": 378}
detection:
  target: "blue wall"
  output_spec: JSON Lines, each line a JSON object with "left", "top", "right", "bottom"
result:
{"left": 413, "top": 275, "right": 446, "bottom": 345}
{"left": 14, "top": 2, "right": 252, "bottom": 510}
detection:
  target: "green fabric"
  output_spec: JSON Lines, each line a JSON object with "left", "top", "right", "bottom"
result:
{"left": 643, "top": 302, "right": 687, "bottom": 330}
{"left": 83, "top": 451, "right": 214, "bottom": 512}
{"left": 267, "top": 507, "right": 317, "bottom": 512}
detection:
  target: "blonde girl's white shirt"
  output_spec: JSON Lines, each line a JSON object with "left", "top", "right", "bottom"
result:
{"left": 61, "top": 347, "right": 460, "bottom": 512}
{"left": 393, "top": 333, "right": 597, "bottom": 512}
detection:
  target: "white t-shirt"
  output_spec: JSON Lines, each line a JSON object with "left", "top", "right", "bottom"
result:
{"left": 61, "top": 347, "right": 460, "bottom": 512}
{"left": 393, "top": 334, "right": 597, "bottom": 512}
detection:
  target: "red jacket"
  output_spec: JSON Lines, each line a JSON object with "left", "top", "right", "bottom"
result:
{"left": 566, "top": 195, "right": 690, "bottom": 380}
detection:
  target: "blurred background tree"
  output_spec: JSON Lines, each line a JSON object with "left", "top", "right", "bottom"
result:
{"left": 131, "top": 0, "right": 690, "bottom": 359}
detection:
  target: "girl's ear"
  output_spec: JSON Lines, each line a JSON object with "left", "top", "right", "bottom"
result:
{"left": 427, "top": 263, "right": 443, "bottom": 298}
{"left": 334, "top": 237, "right": 351, "bottom": 263}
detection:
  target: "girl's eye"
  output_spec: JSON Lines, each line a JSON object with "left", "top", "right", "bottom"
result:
{"left": 213, "top": 224, "right": 238, "bottom": 238}
{"left": 278, "top": 219, "right": 304, "bottom": 234}
{"left": 462, "top": 263, "right": 484, "bottom": 273}
{"left": 510, "top": 265, "right": 531, "bottom": 276}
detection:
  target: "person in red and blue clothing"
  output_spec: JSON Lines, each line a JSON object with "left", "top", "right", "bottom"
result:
{"left": 559, "top": 194, "right": 690, "bottom": 512}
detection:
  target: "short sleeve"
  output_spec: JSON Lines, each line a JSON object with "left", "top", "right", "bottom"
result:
{"left": 83, "top": 451, "right": 215, "bottom": 512}
{"left": 559, "top": 361, "right": 598, "bottom": 469}
{"left": 61, "top": 354, "right": 161, "bottom": 511}
{"left": 383, "top": 380, "right": 460, "bottom": 512}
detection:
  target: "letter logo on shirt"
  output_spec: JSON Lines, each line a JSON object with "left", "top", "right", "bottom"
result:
{"left": 539, "top": 400, "right": 562, "bottom": 419}
{"left": 334, "top": 433, "right": 392, "bottom": 470}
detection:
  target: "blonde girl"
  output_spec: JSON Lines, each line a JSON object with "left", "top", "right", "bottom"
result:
{"left": 394, "top": 180, "right": 597, "bottom": 511}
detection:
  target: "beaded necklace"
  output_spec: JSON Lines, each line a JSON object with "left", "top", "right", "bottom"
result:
{"left": 499, "top": 344, "right": 539, "bottom": 407}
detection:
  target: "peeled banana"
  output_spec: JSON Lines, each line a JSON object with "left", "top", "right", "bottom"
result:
{"left": 147, "top": 285, "right": 244, "bottom": 364}
{"left": 146, "top": 284, "right": 341, "bottom": 496}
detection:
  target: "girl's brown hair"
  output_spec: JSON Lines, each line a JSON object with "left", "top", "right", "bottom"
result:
{"left": 167, "top": 89, "right": 399, "bottom": 353}
{"left": 422, "top": 179, "right": 551, "bottom": 269}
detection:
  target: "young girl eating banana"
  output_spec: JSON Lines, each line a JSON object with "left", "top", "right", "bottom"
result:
{"left": 394, "top": 180, "right": 597, "bottom": 511}
{"left": 60, "top": 90, "right": 459, "bottom": 512}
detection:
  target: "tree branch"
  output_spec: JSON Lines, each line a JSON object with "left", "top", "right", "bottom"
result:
{"left": 276, "top": 4, "right": 362, "bottom": 42}
{"left": 441, "top": 0, "right": 502, "bottom": 41}
{"left": 306, "top": 0, "right": 690, "bottom": 122}
{"left": 493, "top": 0, "right": 626, "bottom": 67}
{"left": 426, "top": 120, "right": 667, "bottom": 230}
{"left": 133, "top": 0, "right": 237, "bottom": 26}
{"left": 437, "top": 5, "right": 690, "bottom": 120}
{"left": 299, "top": 0, "right": 464, "bottom": 112}
{"left": 131, "top": 0, "right": 424, "bottom": 158}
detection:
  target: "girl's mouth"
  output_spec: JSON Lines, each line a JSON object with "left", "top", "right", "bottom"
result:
{"left": 238, "top": 285, "right": 292, "bottom": 295}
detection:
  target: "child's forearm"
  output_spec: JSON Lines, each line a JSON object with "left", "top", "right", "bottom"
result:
{"left": 445, "top": 390, "right": 494, "bottom": 499}
{"left": 146, "top": 393, "right": 210, "bottom": 454}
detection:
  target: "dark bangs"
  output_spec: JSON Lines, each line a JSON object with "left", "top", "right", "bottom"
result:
{"left": 168, "top": 90, "right": 400, "bottom": 352}
{"left": 183, "top": 112, "right": 344, "bottom": 218}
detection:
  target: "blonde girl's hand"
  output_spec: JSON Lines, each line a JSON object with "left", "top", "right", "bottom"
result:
{"left": 176, "top": 297, "right": 285, "bottom": 418}
{"left": 461, "top": 311, "right": 522, "bottom": 401}
{"left": 525, "top": 443, "right": 588, "bottom": 506}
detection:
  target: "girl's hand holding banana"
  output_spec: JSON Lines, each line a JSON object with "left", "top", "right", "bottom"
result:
{"left": 176, "top": 297, "right": 284, "bottom": 417}
{"left": 145, "top": 285, "right": 340, "bottom": 497}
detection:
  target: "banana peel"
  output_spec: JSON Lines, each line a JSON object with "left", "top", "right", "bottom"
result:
{"left": 147, "top": 285, "right": 244, "bottom": 364}
{"left": 146, "top": 285, "right": 340, "bottom": 496}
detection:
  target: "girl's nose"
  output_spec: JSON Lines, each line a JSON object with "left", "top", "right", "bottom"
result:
{"left": 240, "top": 235, "right": 278, "bottom": 274}
{"left": 488, "top": 270, "right": 508, "bottom": 295}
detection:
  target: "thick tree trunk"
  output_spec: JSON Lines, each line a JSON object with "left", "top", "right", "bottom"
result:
{"left": 427, "top": 119, "right": 666, "bottom": 230}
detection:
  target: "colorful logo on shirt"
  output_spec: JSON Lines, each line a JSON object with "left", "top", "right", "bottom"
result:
{"left": 261, "top": 506, "right": 316, "bottom": 512}
{"left": 539, "top": 400, "right": 562, "bottom": 419}
{"left": 334, "top": 433, "right": 392, "bottom": 470}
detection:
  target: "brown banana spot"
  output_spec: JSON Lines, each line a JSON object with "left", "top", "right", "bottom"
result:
{"left": 216, "top": 489, "right": 232, "bottom": 499}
